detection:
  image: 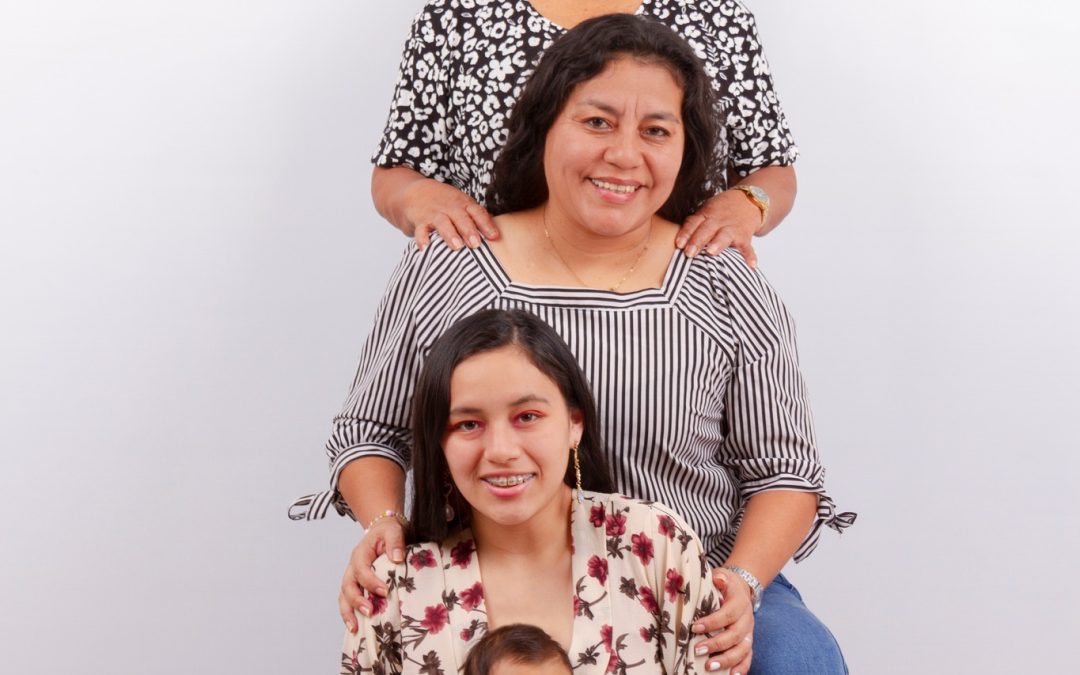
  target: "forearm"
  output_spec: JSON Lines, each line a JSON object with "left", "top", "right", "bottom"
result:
{"left": 723, "top": 490, "right": 817, "bottom": 587}
{"left": 730, "top": 165, "right": 797, "bottom": 236}
{"left": 371, "top": 165, "right": 430, "bottom": 236}
{"left": 338, "top": 456, "right": 407, "bottom": 526}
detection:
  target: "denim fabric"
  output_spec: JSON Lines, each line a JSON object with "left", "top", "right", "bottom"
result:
{"left": 748, "top": 574, "right": 848, "bottom": 675}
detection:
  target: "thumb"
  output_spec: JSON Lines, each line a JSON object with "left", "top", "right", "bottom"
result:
{"left": 384, "top": 523, "right": 406, "bottom": 564}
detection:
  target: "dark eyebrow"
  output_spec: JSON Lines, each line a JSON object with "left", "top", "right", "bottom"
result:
{"left": 577, "top": 98, "right": 680, "bottom": 124}
{"left": 448, "top": 395, "right": 551, "bottom": 416}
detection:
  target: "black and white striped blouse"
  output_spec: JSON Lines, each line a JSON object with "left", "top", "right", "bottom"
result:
{"left": 290, "top": 238, "right": 854, "bottom": 566}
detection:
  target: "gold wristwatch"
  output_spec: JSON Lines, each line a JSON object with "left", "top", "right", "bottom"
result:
{"left": 731, "top": 184, "right": 770, "bottom": 228}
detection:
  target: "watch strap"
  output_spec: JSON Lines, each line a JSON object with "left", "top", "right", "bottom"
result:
{"left": 723, "top": 564, "right": 764, "bottom": 612}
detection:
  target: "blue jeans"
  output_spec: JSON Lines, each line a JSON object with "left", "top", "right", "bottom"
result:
{"left": 749, "top": 574, "right": 848, "bottom": 675}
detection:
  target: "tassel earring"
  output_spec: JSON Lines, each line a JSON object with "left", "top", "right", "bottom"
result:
{"left": 572, "top": 441, "right": 584, "bottom": 504}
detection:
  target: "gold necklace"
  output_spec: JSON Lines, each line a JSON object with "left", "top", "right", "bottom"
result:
{"left": 542, "top": 208, "right": 652, "bottom": 292}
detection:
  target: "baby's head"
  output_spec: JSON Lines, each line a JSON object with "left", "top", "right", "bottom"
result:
{"left": 464, "top": 624, "right": 572, "bottom": 675}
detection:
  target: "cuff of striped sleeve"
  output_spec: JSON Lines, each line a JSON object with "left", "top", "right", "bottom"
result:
{"left": 739, "top": 469, "right": 857, "bottom": 563}
{"left": 288, "top": 445, "right": 408, "bottom": 522}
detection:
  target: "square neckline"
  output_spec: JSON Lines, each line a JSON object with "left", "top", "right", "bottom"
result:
{"left": 470, "top": 238, "right": 691, "bottom": 308}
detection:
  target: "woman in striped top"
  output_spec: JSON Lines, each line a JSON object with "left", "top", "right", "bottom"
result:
{"left": 293, "top": 15, "right": 853, "bottom": 674}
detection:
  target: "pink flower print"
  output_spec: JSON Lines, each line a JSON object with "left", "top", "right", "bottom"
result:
{"left": 605, "top": 512, "right": 627, "bottom": 537}
{"left": 420, "top": 604, "right": 449, "bottom": 634}
{"left": 589, "top": 504, "right": 606, "bottom": 528}
{"left": 638, "top": 585, "right": 659, "bottom": 614}
{"left": 368, "top": 592, "right": 387, "bottom": 616}
{"left": 665, "top": 568, "right": 685, "bottom": 602}
{"left": 409, "top": 549, "right": 436, "bottom": 570}
{"left": 460, "top": 582, "right": 484, "bottom": 611}
{"left": 657, "top": 514, "right": 676, "bottom": 539}
{"left": 600, "top": 624, "right": 613, "bottom": 650}
{"left": 631, "top": 532, "right": 654, "bottom": 565}
{"left": 450, "top": 539, "right": 476, "bottom": 568}
{"left": 587, "top": 555, "right": 609, "bottom": 585}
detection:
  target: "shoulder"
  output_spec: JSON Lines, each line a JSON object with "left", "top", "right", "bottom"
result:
{"left": 372, "top": 541, "right": 445, "bottom": 583}
{"left": 584, "top": 492, "right": 698, "bottom": 542}
{"left": 647, "top": 0, "right": 758, "bottom": 25}
{"left": 399, "top": 233, "right": 486, "bottom": 280}
{"left": 687, "top": 247, "right": 768, "bottom": 301}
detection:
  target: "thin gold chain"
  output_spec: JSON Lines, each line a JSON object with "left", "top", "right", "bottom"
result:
{"left": 542, "top": 207, "right": 651, "bottom": 292}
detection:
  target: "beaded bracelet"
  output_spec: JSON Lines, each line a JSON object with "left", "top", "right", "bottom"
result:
{"left": 365, "top": 509, "right": 408, "bottom": 531}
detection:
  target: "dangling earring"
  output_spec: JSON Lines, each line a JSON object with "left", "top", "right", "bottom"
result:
{"left": 572, "top": 441, "right": 584, "bottom": 504}
{"left": 444, "top": 480, "right": 455, "bottom": 522}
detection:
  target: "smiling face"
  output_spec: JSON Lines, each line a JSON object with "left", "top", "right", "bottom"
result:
{"left": 443, "top": 345, "right": 583, "bottom": 530}
{"left": 542, "top": 56, "right": 685, "bottom": 239}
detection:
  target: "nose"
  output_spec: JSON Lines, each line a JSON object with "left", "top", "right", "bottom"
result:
{"left": 603, "top": 127, "right": 644, "bottom": 169}
{"left": 483, "top": 421, "right": 521, "bottom": 464}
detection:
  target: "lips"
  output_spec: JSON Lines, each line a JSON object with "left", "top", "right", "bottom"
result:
{"left": 482, "top": 473, "right": 535, "bottom": 488}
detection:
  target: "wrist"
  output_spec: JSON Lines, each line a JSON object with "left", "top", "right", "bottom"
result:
{"left": 729, "top": 184, "right": 770, "bottom": 234}
{"left": 365, "top": 509, "right": 408, "bottom": 532}
{"left": 722, "top": 564, "right": 764, "bottom": 613}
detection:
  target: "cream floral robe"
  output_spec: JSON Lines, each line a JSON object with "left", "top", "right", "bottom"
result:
{"left": 342, "top": 492, "right": 725, "bottom": 675}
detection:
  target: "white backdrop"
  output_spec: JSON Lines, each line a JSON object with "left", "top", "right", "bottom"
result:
{"left": 2, "top": 1, "right": 1078, "bottom": 672}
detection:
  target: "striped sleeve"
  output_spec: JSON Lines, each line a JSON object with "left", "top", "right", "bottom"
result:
{"left": 290, "top": 242, "right": 430, "bottom": 521}
{"left": 713, "top": 251, "right": 855, "bottom": 560}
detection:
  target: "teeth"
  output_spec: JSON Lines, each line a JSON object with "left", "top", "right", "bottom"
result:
{"left": 484, "top": 474, "right": 533, "bottom": 487}
{"left": 591, "top": 179, "right": 638, "bottom": 194}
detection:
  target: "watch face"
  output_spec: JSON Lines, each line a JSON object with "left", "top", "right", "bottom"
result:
{"left": 747, "top": 185, "right": 769, "bottom": 206}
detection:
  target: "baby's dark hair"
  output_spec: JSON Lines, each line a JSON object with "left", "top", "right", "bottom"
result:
{"left": 464, "top": 624, "right": 572, "bottom": 674}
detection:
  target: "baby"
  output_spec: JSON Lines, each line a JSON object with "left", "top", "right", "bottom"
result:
{"left": 464, "top": 624, "right": 573, "bottom": 675}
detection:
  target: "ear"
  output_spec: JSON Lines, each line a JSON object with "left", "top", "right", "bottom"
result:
{"left": 569, "top": 407, "right": 584, "bottom": 446}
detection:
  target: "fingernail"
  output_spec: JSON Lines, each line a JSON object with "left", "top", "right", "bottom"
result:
{"left": 467, "top": 235, "right": 480, "bottom": 248}
{"left": 376, "top": 586, "right": 389, "bottom": 597}
{"left": 706, "top": 244, "right": 720, "bottom": 255}
{"left": 484, "top": 228, "right": 499, "bottom": 239}
{"left": 695, "top": 644, "right": 708, "bottom": 656}
{"left": 392, "top": 548, "right": 404, "bottom": 563}
{"left": 451, "top": 237, "right": 464, "bottom": 250}
{"left": 359, "top": 606, "right": 371, "bottom": 618}
{"left": 692, "top": 623, "right": 706, "bottom": 634}
{"left": 708, "top": 661, "right": 722, "bottom": 672}
{"left": 675, "top": 236, "right": 687, "bottom": 248}
{"left": 686, "top": 245, "right": 698, "bottom": 257}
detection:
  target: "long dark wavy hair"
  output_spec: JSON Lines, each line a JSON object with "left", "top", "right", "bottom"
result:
{"left": 486, "top": 13, "right": 719, "bottom": 223}
{"left": 408, "top": 309, "right": 614, "bottom": 544}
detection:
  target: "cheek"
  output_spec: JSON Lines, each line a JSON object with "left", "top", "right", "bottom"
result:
{"left": 442, "top": 443, "right": 476, "bottom": 482}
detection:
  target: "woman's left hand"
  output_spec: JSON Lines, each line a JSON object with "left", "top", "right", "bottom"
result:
{"left": 692, "top": 567, "right": 755, "bottom": 674}
{"left": 676, "top": 190, "right": 762, "bottom": 268}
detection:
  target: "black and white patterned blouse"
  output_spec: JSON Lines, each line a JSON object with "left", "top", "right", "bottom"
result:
{"left": 372, "top": 0, "right": 799, "bottom": 204}
{"left": 290, "top": 239, "right": 855, "bottom": 566}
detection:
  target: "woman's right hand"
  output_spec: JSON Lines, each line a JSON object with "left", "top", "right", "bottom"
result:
{"left": 404, "top": 178, "right": 498, "bottom": 250}
{"left": 339, "top": 518, "right": 406, "bottom": 633}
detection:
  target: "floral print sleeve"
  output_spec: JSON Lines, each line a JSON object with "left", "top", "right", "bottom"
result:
{"left": 573, "top": 493, "right": 725, "bottom": 675}
{"left": 341, "top": 556, "right": 406, "bottom": 674}
{"left": 341, "top": 537, "right": 490, "bottom": 675}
